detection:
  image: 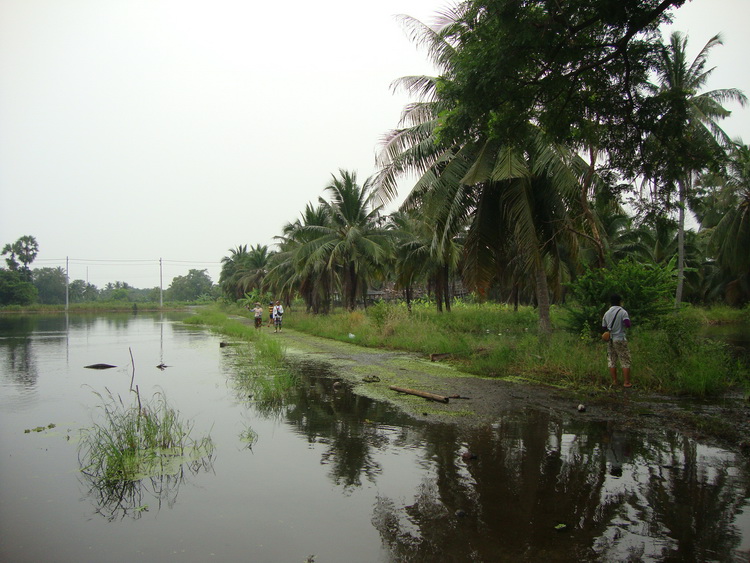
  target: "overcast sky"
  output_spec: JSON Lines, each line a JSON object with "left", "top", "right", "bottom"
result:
{"left": 1, "top": 0, "right": 748, "bottom": 289}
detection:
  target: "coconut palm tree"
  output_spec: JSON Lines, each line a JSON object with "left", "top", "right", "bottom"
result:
{"left": 293, "top": 171, "right": 391, "bottom": 311}
{"left": 649, "top": 31, "right": 747, "bottom": 306}
{"left": 388, "top": 209, "right": 463, "bottom": 312}
{"left": 377, "top": 11, "right": 590, "bottom": 334}
{"left": 237, "top": 245, "right": 274, "bottom": 296}
{"left": 219, "top": 244, "right": 273, "bottom": 300}
{"left": 460, "top": 132, "right": 583, "bottom": 333}
{"left": 219, "top": 245, "right": 249, "bottom": 299}
{"left": 269, "top": 203, "right": 333, "bottom": 313}
{"left": 710, "top": 143, "right": 750, "bottom": 304}
{"left": 381, "top": 88, "right": 584, "bottom": 332}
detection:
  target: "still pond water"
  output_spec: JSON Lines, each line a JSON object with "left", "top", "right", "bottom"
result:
{"left": 1, "top": 313, "right": 749, "bottom": 562}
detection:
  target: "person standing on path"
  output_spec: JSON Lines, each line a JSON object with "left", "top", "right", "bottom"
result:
{"left": 252, "top": 302, "right": 264, "bottom": 329}
{"left": 268, "top": 301, "right": 275, "bottom": 328}
{"left": 273, "top": 301, "right": 284, "bottom": 332}
{"left": 602, "top": 294, "right": 632, "bottom": 388}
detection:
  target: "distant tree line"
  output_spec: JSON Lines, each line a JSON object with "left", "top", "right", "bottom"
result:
{"left": 0, "top": 236, "right": 219, "bottom": 306}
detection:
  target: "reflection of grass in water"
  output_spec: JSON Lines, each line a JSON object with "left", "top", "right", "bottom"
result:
{"left": 81, "top": 455, "right": 215, "bottom": 521}
{"left": 79, "top": 388, "right": 214, "bottom": 487}
{"left": 185, "top": 306, "right": 299, "bottom": 411}
{"left": 232, "top": 344, "right": 299, "bottom": 412}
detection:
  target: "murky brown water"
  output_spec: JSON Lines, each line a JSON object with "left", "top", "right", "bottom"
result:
{"left": 1, "top": 314, "right": 749, "bottom": 562}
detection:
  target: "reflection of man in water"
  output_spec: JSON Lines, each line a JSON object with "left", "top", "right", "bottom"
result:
{"left": 604, "top": 423, "right": 631, "bottom": 477}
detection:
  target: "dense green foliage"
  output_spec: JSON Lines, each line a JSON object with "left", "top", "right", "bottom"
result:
{"left": 0, "top": 269, "right": 37, "bottom": 305}
{"left": 33, "top": 267, "right": 67, "bottom": 304}
{"left": 437, "top": 1, "right": 682, "bottom": 157}
{"left": 565, "top": 259, "right": 676, "bottom": 335}
{"left": 167, "top": 269, "right": 215, "bottom": 302}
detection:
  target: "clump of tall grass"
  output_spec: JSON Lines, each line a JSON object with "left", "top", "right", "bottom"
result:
{"left": 78, "top": 388, "right": 213, "bottom": 487}
{"left": 698, "top": 303, "right": 750, "bottom": 324}
{"left": 247, "top": 370, "right": 299, "bottom": 411}
{"left": 633, "top": 314, "right": 742, "bottom": 396}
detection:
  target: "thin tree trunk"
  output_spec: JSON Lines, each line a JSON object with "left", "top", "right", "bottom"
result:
{"left": 675, "top": 177, "right": 687, "bottom": 307}
{"left": 534, "top": 265, "right": 552, "bottom": 336}
{"left": 348, "top": 262, "right": 358, "bottom": 311}
{"left": 435, "top": 274, "right": 444, "bottom": 313}
{"left": 443, "top": 265, "right": 452, "bottom": 313}
{"left": 581, "top": 146, "right": 606, "bottom": 268}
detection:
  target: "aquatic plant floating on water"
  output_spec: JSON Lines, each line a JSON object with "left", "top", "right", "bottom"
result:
{"left": 239, "top": 425, "right": 259, "bottom": 449}
{"left": 24, "top": 423, "right": 56, "bottom": 433}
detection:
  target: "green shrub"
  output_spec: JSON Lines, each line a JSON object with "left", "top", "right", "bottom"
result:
{"left": 565, "top": 259, "right": 676, "bottom": 336}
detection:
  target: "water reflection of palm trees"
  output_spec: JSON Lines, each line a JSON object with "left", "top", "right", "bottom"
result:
{"left": 370, "top": 411, "right": 748, "bottom": 561}
{"left": 235, "top": 356, "right": 749, "bottom": 560}
{"left": 285, "top": 362, "right": 397, "bottom": 491}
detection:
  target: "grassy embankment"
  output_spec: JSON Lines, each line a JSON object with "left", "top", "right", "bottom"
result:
{"left": 277, "top": 301, "right": 749, "bottom": 397}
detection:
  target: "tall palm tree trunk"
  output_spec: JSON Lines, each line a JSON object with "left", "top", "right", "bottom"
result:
{"left": 435, "top": 274, "right": 444, "bottom": 312}
{"left": 443, "top": 265, "right": 452, "bottom": 312}
{"left": 347, "top": 262, "right": 358, "bottom": 311}
{"left": 534, "top": 265, "right": 552, "bottom": 336}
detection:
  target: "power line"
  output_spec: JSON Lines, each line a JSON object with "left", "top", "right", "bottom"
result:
{"left": 34, "top": 258, "right": 221, "bottom": 266}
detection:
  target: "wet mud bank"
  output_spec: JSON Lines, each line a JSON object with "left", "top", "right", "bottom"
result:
{"left": 275, "top": 328, "right": 750, "bottom": 456}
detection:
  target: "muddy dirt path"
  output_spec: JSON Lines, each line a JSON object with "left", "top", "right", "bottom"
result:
{"left": 272, "top": 328, "right": 750, "bottom": 453}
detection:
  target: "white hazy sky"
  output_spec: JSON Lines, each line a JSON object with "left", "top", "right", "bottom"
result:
{"left": 1, "top": 0, "right": 749, "bottom": 289}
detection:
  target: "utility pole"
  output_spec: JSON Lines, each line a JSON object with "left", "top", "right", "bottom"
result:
{"left": 65, "top": 256, "right": 69, "bottom": 311}
{"left": 159, "top": 258, "right": 163, "bottom": 308}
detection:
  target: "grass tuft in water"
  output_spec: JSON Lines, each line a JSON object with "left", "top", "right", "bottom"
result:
{"left": 239, "top": 424, "right": 259, "bottom": 448}
{"left": 78, "top": 388, "right": 214, "bottom": 487}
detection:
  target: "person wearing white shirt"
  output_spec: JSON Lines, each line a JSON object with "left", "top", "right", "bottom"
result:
{"left": 273, "top": 301, "right": 284, "bottom": 333}
{"left": 602, "top": 294, "right": 632, "bottom": 387}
